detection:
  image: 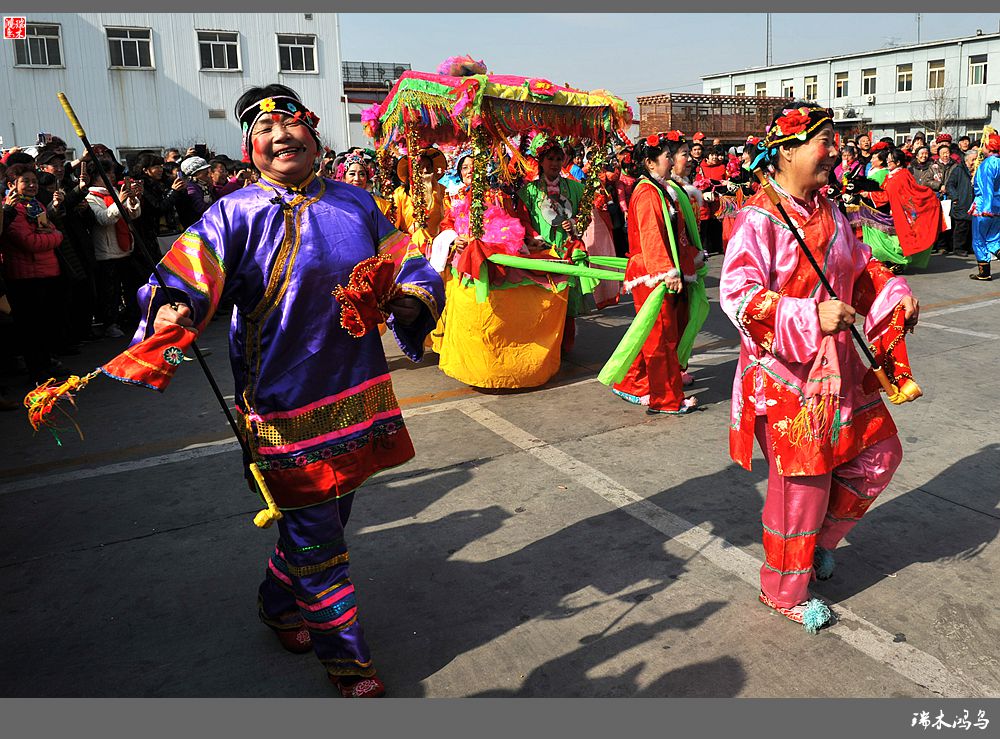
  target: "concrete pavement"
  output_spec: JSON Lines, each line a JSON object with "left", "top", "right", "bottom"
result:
{"left": 1, "top": 251, "right": 998, "bottom": 698}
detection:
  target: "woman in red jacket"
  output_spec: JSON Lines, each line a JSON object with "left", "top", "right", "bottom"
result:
{"left": 1, "top": 164, "right": 67, "bottom": 383}
{"left": 611, "top": 132, "right": 704, "bottom": 414}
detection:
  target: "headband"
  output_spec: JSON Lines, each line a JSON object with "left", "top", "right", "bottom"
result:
{"left": 239, "top": 95, "right": 320, "bottom": 164}
{"left": 336, "top": 152, "right": 374, "bottom": 181}
{"left": 750, "top": 104, "right": 833, "bottom": 170}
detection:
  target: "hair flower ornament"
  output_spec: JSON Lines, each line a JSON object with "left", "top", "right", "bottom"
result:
{"left": 774, "top": 108, "right": 812, "bottom": 139}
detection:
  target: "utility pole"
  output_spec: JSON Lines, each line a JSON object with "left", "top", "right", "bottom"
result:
{"left": 916, "top": 13, "right": 921, "bottom": 44}
{"left": 766, "top": 14, "right": 773, "bottom": 66}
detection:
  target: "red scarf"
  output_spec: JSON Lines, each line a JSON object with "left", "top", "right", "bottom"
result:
{"left": 94, "top": 189, "right": 132, "bottom": 252}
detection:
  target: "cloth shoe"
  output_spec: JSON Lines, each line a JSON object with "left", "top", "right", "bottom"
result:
{"left": 611, "top": 388, "right": 649, "bottom": 406}
{"left": 758, "top": 590, "right": 832, "bottom": 634}
{"left": 330, "top": 673, "right": 386, "bottom": 698}
{"left": 970, "top": 262, "right": 992, "bottom": 281}
{"left": 646, "top": 396, "right": 698, "bottom": 415}
{"left": 271, "top": 624, "right": 313, "bottom": 654}
{"left": 681, "top": 371, "right": 694, "bottom": 387}
{"left": 813, "top": 547, "right": 835, "bottom": 581}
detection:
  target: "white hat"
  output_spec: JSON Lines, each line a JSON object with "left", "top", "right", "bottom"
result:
{"left": 180, "top": 156, "right": 210, "bottom": 176}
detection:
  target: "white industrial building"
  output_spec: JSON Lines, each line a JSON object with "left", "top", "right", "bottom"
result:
{"left": 702, "top": 29, "right": 1000, "bottom": 145}
{"left": 1, "top": 12, "right": 349, "bottom": 163}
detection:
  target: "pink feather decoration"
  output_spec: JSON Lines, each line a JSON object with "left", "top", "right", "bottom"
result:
{"left": 451, "top": 200, "right": 525, "bottom": 254}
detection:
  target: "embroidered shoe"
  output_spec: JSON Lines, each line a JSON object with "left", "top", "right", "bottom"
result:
{"left": 272, "top": 624, "right": 313, "bottom": 653}
{"left": 813, "top": 547, "right": 836, "bottom": 581}
{"left": 332, "top": 673, "right": 386, "bottom": 698}
{"left": 611, "top": 388, "right": 649, "bottom": 406}
{"left": 758, "top": 590, "right": 833, "bottom": 634}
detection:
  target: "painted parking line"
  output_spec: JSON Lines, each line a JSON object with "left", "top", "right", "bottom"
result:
{"left": 918, "top": 322, "right": 999, "bottom": 340}
{"left": 921, "top": 297, "right": 1000, "bottom": 319}
{"left": 457, "top": 401, "right": 994, "bottom": 699}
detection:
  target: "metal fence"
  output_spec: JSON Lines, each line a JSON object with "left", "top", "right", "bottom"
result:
{"left": 341, "top": 61, "right": 410, "bottom": 87}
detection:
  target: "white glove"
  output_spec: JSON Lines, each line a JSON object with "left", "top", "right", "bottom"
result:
{"left": 703, "top": 191, "right": 715, "bottom": 202}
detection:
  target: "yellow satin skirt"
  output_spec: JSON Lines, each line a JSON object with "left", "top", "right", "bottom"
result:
{"left": 436, "top": 276, "right": 568, "bottom": 389}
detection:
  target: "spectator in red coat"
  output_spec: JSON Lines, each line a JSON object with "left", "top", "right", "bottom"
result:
{"left": 1, "top": 164, "right": 69, "bottom": 383}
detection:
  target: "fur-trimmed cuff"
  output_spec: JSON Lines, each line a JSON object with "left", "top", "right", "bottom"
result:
{"left": 623, "top": 270, "right": 677, "bottom": 293}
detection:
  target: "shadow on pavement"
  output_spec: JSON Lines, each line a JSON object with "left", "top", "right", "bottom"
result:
{"left": 813, "top": 442, "right": 1000, "bottom": 603}
{"left": 469, "top": 601, "right": 742, "bottom": 697}
{"left": 355, "top": 489, "right": 704, "bottom": 697}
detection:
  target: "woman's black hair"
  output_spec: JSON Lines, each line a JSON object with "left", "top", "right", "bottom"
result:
{"left": 628, "top": 136, "right": 688, "bottom": 179}
{"left": 35, "top": 171, "right": 58, "bottom": 189}
{"left": 136, "top": 152, "right": 164, "bottom": 171}
{"left": 888, "top": 147, "right": 911, "bottom": 167}
{"left": 708, "top": 144, "right": 727, "bottom": 158}
{"left": 870, "top": 148, "right": 888, "bottom": 166}
{"left": 5, "top": 162, "right": 37, "bottom": 185}
{"left": 455, "top": 153, "right": 473, "bottom": 175}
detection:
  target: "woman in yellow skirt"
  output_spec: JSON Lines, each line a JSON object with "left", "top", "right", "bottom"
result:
{"left": 430, "top": 152, "right": 569, "bottom": 389}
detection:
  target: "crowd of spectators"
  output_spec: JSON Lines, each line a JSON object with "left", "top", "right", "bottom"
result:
{"left": 0, "top": 137, "right": 255, "bottom": 408}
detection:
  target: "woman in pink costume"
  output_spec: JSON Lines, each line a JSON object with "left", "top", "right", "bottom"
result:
{"left": 720, "top": 103, "right": 920, "bottom": 632}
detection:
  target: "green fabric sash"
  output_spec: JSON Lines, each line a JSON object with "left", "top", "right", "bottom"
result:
{"left": 597, "top": 283, "right": 669, "bottom": 385}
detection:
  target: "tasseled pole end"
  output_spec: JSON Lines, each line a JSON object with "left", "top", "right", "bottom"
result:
{"left": 24, "top": 370, "right": 102, "bottom": 445}
{"left": 249, "top": 462, "right": 283, "bottom": 529}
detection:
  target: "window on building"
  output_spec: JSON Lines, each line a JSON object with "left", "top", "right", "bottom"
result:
{"left": 106, "top": 27, "right": 153, "bottom": 69}
{"left": 734, "top": 83, "right": 746, "bottom": 96}
{"left": 804, "top": 75, "right": 818, "bottom": 100}
{"left": 12, "top": 23, "right": 62, "bottom": 67}
{"left": 835, "top": 71, "right": 848, "bottom": 98}
{"left": 710, "top": 87, "right": 721, "bottom": 95}
{"left": 755, "top": 81, "right": 767, "bottom": 97}
{"left": 862, "top": 68, "right": 877, "bottom": 95}
{"left": 896, "top": 63, "right": 913, "bottom": 92}
{"left": 969, "top": 55, "right": 988, "bottom": 86}
{"left": 895, "top": 133, "right": 908, "bottom": 147}
{"left": 277, "top": 34, "right": 316, "bottom": 73}
{"left": 967, "top": 130, "right": 983, "bottom": 144}
{"left": 928, "top": 60, "right": 945, "bottom": 89}
{"left": 198, "top": 30, "right": 240, "bottom": 71}
{"left": 781, "top": 79, "right": 794, "bottom": 97}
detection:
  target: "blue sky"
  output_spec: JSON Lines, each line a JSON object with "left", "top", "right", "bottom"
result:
{"left": 339, "top": 13, "right": 1000, "bottom": 111}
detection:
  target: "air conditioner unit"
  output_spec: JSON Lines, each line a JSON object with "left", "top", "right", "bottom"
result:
{"left": 866, "top": 95, "right": 876, "bottom": 105}
{"left": 833, "top": 108, "right": 846, "bottom": 120}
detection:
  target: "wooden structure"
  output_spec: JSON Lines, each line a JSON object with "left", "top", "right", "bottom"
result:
{"left": 637, "top": 93, "right": 794, "bottom": 143}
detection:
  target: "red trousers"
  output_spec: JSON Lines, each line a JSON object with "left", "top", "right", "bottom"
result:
{"left": 754, "top": 416, "right": 903, "bottom": 607}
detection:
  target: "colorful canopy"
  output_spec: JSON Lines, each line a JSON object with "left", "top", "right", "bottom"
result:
{"left": 363, "top": 70, "right": 633, "bottom": 147}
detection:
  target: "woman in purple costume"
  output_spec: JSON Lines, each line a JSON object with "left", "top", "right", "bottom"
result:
{"left": 140, "top": 84, "right": 445, "bottom": 697}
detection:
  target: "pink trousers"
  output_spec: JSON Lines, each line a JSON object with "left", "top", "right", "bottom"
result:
{"left": 754, "top": 416, "right": 903, "bottom": 607}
